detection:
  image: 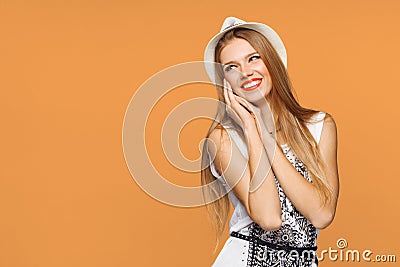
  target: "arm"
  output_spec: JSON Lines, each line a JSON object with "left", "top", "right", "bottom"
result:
{"left": 206, "top": 81, "right": 282, "bottom": 230}
{"left": 207, "top": 126, "right": 282, "bottom": 231}
{"left": 263, "top": 114, "right": 340, "bottom": 229}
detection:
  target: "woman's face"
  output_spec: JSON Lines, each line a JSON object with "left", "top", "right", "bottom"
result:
{"left": 219, "top": 38, "right": 272, "bottom": 104}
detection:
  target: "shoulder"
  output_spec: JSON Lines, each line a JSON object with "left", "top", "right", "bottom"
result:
{"left": 207, "top": 125, "right": 246, "bottom": 160}
{"left": 207, "top": 125, "right": 247, "bottom": 177}
{"left": 307, "top": 111, "right": 327, "bottom": 123}
{"left": 207, "top": 126, "right": 231, "bottom": 156}
{"left": 321, "top": 112, "right": 337, "bottom": 134}
{"left": 319, "top": 112, "right": 338, "bottom": 148}
{"left": 312, "top": 111, "right": 337, "bottom": 129}
{"left": 312, "top": 111, "right": 336, "bottom": 124}
{"left": 208, "top": 125, "right": 230, "bottom": 144}
{"left": 305, "top": 111, "right": 335, "bottom": 144}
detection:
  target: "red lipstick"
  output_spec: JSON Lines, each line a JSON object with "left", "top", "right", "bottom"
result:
{"left": 241, "top": 78, "right": 262, "bottom": 91}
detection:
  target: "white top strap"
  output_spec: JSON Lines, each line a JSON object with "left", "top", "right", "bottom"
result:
{"left": 306, "top": 111, "right": 326, "bottom": 144}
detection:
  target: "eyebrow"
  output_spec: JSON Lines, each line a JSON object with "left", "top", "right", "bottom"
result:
{"left": 222, "top": 52, "right": 259, "bottom": 66}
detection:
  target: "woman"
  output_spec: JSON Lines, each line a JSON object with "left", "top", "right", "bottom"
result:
{"left": 201, "top": 17, "right": 339, "bottom": 266}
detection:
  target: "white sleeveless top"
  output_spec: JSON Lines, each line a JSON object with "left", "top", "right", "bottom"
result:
{"left": 207, "top": 111, "right": 326, "bottom": 235}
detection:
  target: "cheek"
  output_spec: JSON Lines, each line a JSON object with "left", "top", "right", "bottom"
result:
{"left": 225, "top": 77, "right": 241, "bottom": 91}
{"left": 224, "top": 71, "right": 242, "bottom": 86}
{"left": 263, "top": 68, "right": 272, "bottom": 80}
{"left": 255, "top": 63, "right": 270, "bottom": 77}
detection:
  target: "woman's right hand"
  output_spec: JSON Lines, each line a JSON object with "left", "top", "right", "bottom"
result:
{"left": 223, "top": 79, "right": 264, "bottom": 138}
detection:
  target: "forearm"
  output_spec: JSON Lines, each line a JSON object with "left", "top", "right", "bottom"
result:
{"left": 245, "top": 126, "right": 282, "bottom": 230}
{"left": 263, "top": 133, "right": 335, "bottom": 228}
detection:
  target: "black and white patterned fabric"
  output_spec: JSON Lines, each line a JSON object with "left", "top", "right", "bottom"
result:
{"left": 209, "top": 112, "right": 326, "bottom": 267}
{"left": 244, "top": 143, "right": 318, "bottom": 267}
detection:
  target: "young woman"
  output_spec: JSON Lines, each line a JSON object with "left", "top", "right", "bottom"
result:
{"left": 201, "top": 17, "right": 339, "bottom": 266}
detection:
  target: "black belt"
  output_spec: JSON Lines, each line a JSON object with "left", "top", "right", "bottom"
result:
{"left": 230, "top": 231, "right": 318, "bottom": 252}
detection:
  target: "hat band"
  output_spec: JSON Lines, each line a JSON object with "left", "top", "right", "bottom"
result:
{"left": 222, "top": 22, "right": 243, "bottom": 32}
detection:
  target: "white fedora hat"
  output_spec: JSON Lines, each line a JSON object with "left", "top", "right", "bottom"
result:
{"left": 203, "top": 16, "right": 287, "bottom": 85}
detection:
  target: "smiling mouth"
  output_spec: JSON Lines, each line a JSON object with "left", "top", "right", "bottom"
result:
{"left": 241, "top": 78, "right": 262, "bottom": 91}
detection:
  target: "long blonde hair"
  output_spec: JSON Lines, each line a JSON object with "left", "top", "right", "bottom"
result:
{"left": 201, "top": 27, "right": 335, "bottom": 253}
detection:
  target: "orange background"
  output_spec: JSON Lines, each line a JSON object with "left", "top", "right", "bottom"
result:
{"left": 1, "top": 0, "right": 399, "bottom": 266}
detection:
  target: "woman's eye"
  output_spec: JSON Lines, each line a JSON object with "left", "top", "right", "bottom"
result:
{"left": 249, "top": 55, "right": 261, "bottom": 62}
{"left": 224, "top": 65, "right": 236, "bottom": 72}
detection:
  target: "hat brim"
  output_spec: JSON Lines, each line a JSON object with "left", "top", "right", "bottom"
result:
{"left": 203, "top": 22, "right": 287, "bottom": 85}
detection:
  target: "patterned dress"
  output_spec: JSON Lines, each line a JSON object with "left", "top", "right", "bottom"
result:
{"left": 243, "top": 144, "right": 318, "bottom": 267}
{"left": 210, "top": 111, "right": 326, "bottom": 267}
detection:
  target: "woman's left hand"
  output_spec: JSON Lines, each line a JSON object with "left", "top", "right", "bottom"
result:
{"left": 231, "top": 95, "right": 277, "bottom": 159}
{"left": 230, "top": 94, "right": 267, "bottom": 134}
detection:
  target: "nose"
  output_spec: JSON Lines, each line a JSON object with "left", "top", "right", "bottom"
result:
{"left": 240, "top": 63, "right": 254, "bottom": 79}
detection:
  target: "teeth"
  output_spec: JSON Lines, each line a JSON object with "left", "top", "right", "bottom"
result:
{"left": 243, "top": 80, "right": 260, "bottom": 89}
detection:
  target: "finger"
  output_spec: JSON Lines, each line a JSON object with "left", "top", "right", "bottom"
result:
{"left": 234, "top": 95, "right": 254, "bottom": 114}
{"left": 225, "top": 80, "right": 236, "bottom": 106}
{"left": 226, "top": 80, "right": 239, "bottom": 113}
{"left": 223, "top": 79, "right": 231, "bottom": 107}
{"left": 224, "top": 81, "right": 254, "bottom": 122}
{"left": 239, "top": 96, "right": 252, "bottom": 110}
